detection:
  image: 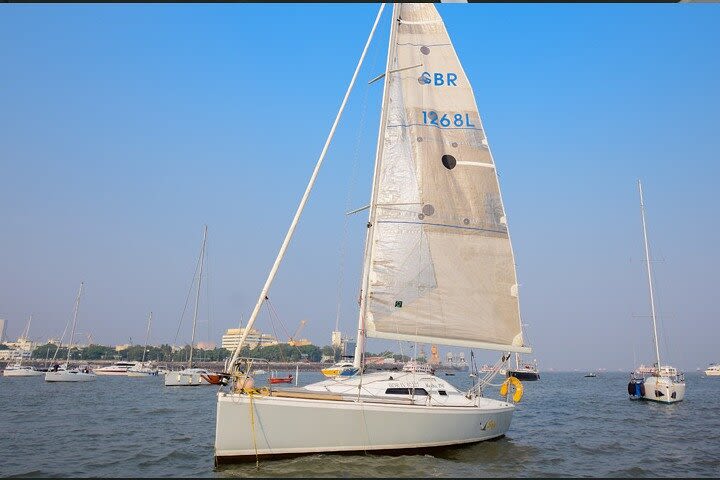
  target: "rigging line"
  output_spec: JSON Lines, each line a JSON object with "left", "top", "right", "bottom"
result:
{"left": 266, "top": 298, "right": 304, "bottom": 357}
{"left": 228, "top": 3, "right": 387, "bottom": 371}
{"left": 334, "top": 20, "right": 383, "bottom": 337}
{"left": 173, "top": 240, "right": 203, "bottom": 347}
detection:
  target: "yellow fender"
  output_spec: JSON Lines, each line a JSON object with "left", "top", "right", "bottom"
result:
{"left": 500, "top": 376, "right": 524, "bottom": 403}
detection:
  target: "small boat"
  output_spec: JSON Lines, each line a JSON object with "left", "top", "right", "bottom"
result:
{"left": 45, "top": 283, "right": 97, "bottom": 383}
{"left": 3, "top": 363, "right": 44, "bottom": 377}
{"left": 704, "top": 364, "right": 720, "bottom": 377}
{"left": 444, "top": 372, "right": 455, "bottom": 376}
{"left": 268, "top": 373, "right": 293, "bottom": 384}
{"left": 506, "top": 355, "right": 540, "bottom": 381}
{"left": 320, "top": 361, "right": 358, "bottom": 378}
{"left": 3, "top": 316, "right": 43, "bottom": 377}
{"left": 164, "top": 226, "right": 214, "bottom": 388}
{"left": 165, "top": 367, "right": 214, "bottom": 386}
{"left": 585, "top": 373, "right": 597, "bottom": 378}
{"left": 253, "top": 369, "right": 267, "bottom": 375}
{"left": 127, "top": 312, "right": 159, "bottom": 377}
{"left": 95, "top": 361, "right": 137, "bottom": 376}
{"left": 402, "top": 361, "right": 435, "bottom": 375}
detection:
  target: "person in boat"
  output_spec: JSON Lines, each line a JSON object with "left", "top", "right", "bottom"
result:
{"left": 52, "top": 363, "right": 60, "bottom": 372}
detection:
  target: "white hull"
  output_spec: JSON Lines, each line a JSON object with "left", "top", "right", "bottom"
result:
{"left": 640, "top": 376, "right": 685, "bottom": 403}
{"left": 704, "top": 367, "right": 720, "bottom": 377}
{"left": 164, "top": 370, "right": 212, "bottom": 386}
{"left": 3, "top": 367, "right": 44, "bottom": 377}
{"left": 94, "top": 370, "right": 131, "bottom": 376}
{"left": 127, "top": 370, "right": 158, "bottom": 378}
{"left": 45, "top": 370, "right": 97, "bottom": 382}
{"left": 215, "top": 391, "right": 513, "bottom": 461}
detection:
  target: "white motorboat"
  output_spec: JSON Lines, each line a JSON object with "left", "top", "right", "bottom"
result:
{"left": 704, "top": 364, "right": 720, "bottom": 377}
{"left": 45, "top": 283, "right": 97, "bottom": 383}
{"left": 627, "top": 181, "right": 685, "bottom": 403}
{"left": 94, "top": 361, "right": 137, "bottom": 376}
{"left": 215, "top": 3, "right": 531, "bottom": 463}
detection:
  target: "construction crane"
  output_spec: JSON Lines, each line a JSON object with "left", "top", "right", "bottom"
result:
{"left": 288, "top": 320, "right": 307, "bottom": 347}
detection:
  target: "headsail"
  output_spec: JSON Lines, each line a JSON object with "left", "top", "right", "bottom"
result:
{"left": 361, "top": 4, "right": 529, "bottom": 353}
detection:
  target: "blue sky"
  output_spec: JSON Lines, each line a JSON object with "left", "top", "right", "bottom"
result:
{"left": 1, "top": 4, "right": 718, "bottom": 371}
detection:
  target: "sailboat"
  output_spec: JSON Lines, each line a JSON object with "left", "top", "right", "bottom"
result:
{"left": 506, "top": 353, "right": 540, "bottom": 381}
{"left": 127, "top": 312, "right": 159, "bottom": 377}
{"left": 165, "top": 226, "right": 214, "bottom": 387}
{"left": 3, "top": 315, "right": 44, "bottom": 377}
{"left": 215, "top": 3, "right": 531, "bottom": 462}
{"left": 45, "top": 282, "right": 97, "bottom": 382}
{"left": 627, "top": 180, "right": 685, "bottom": 403}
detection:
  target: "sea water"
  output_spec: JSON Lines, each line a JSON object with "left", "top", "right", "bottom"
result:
{"left": 1, "top": 371, "right": 718, "bottom": 477}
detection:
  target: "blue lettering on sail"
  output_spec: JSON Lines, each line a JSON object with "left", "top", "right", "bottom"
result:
{"left": 419, "top": 72, "right": 458, "bottom": 87}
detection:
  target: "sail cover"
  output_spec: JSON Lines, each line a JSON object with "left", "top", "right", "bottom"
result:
{"left": 362, "top": 4, "right": 529, "bottom": 353}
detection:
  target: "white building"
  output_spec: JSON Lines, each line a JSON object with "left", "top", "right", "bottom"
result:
{"left": 0, "top": 319, "right": 6, "bottom": 343}
{"left": 222, "top": 328, "right": 278, "bottom": 351}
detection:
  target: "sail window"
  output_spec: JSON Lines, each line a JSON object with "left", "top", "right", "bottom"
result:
{"left": 463, "top": 218, "right": 470, "bottom": 225}
{"left": 422, "top": 204, "right": 435, "bottom": 216}
{"left": 420, "top": 46, "right": 431, "bottom": 55}
{"left": 442, "top": 155, "right": 457, "bottom": 170}
{"left": 417, "top": 136, "right": 423, "bottom": 142}
{"left": 451, "top": 142, "right": 458, "bottom": 148}
{"left": 385, "top": 388, "right": 429, "bottom": 396}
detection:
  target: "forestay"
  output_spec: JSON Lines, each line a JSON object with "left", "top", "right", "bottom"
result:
{"left": 362, "top": 3, "right": 529, "bottom": 353}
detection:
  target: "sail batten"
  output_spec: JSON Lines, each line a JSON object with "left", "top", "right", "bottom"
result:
{"left": 361, "top": 3, "right": 527, "bottom": 351}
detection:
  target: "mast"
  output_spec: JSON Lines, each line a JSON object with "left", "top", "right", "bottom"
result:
{"left": 141, "top": 312, "right": 152, "bottom": 365}
{"left": 189, "top": 225, "right": 208, "bottom": 369}
{"left": 638, "top": 180, "right": 662, "bottom": 371}
{"left": 227, "top": 3, "right": 387, "bottom": 371}
{"left": 66, "top": 282, "right": 84, "bottom": 367}
{"left": 18, "top": 315, "right": 32, "bottom": 367}
{"left": 353, "top": 3, "right": 399, "bottom": 370}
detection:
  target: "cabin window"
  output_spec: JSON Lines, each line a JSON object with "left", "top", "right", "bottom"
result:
{"left": 438, "top": 390, "right": 448, "bottom": 396}
{"left": 385, "top": 388, "right": 428, "bottom": 396}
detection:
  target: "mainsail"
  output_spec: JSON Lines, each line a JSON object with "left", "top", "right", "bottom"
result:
{"left": 361, "top": 3, "right": 529, "bottom": 353}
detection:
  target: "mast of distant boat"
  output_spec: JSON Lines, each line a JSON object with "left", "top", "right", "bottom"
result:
{"left": 638, "top": 180, "right": 662, "bottom": 371}
{"left": 188, "top": 226, "right": 208, "bottom": 370}
{"left": 141, "top": 312, "right": 152, "bottom": 365}
{"left": 66, "top": 283, "right": 84, "bottom": 368}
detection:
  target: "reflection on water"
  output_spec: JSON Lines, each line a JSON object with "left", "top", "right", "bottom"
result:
{"left": 0, "top": 372, "right": 718, "bottom": 477}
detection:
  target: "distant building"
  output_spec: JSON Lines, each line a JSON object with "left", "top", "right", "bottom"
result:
{"left": 222, "top": 328, "right": 278, "bottom": 351}
{"left": 196, "top": 341, "right": 216, "bottom": 350}
{"left": 0, "top": 319, "right": 6, "bottom": 343}
{"left": 115, "top": 344, "right": 132, "bottom": 352}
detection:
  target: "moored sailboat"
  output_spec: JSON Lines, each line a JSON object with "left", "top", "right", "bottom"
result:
{"left": 215, "top": 3, "right": 531, "bottom": 463}
{"left": 45, "top": 283, "right": 97, "bottom": 382}
{"left": 627, "top": 181, "right": 685, "bottom": 403}
{"left": 165, "top": 226, "right": 213, "bottom": 387}
{"left": 127, "top": 312, "right": 159, "bottom": 377}
{"left": 3, "top": 315, "right": 43, "bottom": 377}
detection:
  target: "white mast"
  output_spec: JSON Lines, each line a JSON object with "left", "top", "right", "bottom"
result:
{"left": 638, "top": 180, "right": 662, "bottom": 371}
{"left": 227, "top": 3, "right": 387, "bottom": 371}
{"left": 66, "top": 282, "right": 84, "bottom": 367}
{"left": 189, "top": 225, "right": 208, "bottom": 369}
{"left": 141, "top": 312, "right": 152, "bottom": 365}
{"left": 353, "top": 3, "right": 399, "bottom": 370}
